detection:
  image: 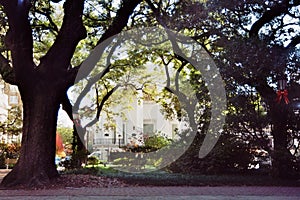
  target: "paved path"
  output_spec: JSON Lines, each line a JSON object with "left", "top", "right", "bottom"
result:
{"left": 0, "top": 169, "right": 10, "bottom": 180}
{"left": 1, "top": 170, "right": 300, "bottom": 199}
{"left": 0, "top": 186, "right": 300, "bottom": 199}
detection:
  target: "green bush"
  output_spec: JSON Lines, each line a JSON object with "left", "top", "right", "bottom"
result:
{"left": 126, "top": 135, "right": 172, "bottom": 153}
{"left": 168, "top": 134, "right": 253, "bottom": 174}
{"left": 60, "top": 150, "right": 87, "bottom": 170}
{"left": 0, "top": 143, "right": 21, "bottom": 169}
{"left": 144, "top": 135, "right": 171, "bottom": 151}
{"left": 87, "top": 156, "right": 100, "bottom": 166}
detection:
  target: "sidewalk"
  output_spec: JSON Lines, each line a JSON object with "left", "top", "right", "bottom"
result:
{"left": 0, "top": 169, "right": 10, "bottom": 183}
{"left": 1, "top": 186, "right": 300, "bottom": 199}
{"left": 1, "top": 170, "right": 300, "bottom": 199}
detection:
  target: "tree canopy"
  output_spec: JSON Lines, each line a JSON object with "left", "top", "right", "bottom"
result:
{"left": 0, "top": 0, "right": 299, "bottom": 187}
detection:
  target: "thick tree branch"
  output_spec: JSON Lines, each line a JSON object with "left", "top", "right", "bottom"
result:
{"left": 34, "top": 9, "right": 59, "bottom": 34}
{"left": 287, "top": 35, "right": 300, "bottom": 49}
{"left": 71, "top": 0, "right": 142, "bottom": 86}
{"left": 65, "top": 65, "right": 80, "bottom": 86}
{"left": 0, "top": 53, "right": 16, "bottom": 85}
{"left": 249, "top": 0, "right": 289, "bottom": 37}
{"left": 61, "top": 93, "right": 74, "bottom": 122}
{"left": 255, "top": 81, "right": 276, "bottom": 106}
{"left": 73, "top": 64, "right": 111, "bottom": 112}
{"left": 84, "top": 84, "right": 120, "bottom": 129}
{"left": 246, "top": 3, "right": 289, "bottom": 105}
{"left": 1, "top": 0, "right": 35, "bottom": 79}
{"left": 97, "top": 0, "right": 142, "bottom": 45}
{"left": 174, "top": 57, "right": 187, "bottom": 92}
{"left": 40, "top": 0, "right": 86, "bottom": 72}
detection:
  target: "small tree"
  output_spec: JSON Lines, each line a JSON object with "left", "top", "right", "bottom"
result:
{"left": 56, "top": 126, "right": 73, "bottom": 145}
{"left": 0, "top": 106, "right": 22, "bottom": 143}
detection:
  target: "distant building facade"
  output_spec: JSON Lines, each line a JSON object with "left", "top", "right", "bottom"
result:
{"left": 0, "top": 79, "right": 22, "bottom": 144}
{"left": 88, "top": 94, "right": 180, "bottom": 161}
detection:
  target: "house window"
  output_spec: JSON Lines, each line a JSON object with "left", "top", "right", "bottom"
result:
{"left": 9, "top": 95, "right": 18, "bottom": 105}
{"left": 0, "top": 85, "right": 4, "bottom": 94}
{"left": 9, "top": 85, "right": 18, "bottom": 93}
{"left": 143, "top": 123, "right": 154, "bottom": 136}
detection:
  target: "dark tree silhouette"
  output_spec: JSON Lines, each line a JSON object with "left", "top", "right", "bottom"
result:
{"left": 0, "top": 0, "right": 141, "bottom": 187}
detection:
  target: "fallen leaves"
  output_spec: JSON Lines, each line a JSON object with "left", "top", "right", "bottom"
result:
{"left": 49, "top": 174, "right": 128, "bottom": 189}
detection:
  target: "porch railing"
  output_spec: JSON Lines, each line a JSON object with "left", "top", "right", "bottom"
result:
{"left": 93, "top": 138, "right": 125, "bottom": 146}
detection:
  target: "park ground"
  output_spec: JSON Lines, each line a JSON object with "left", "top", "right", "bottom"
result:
{"left": 1, "top": 169, "right": 300, "bottom": 199}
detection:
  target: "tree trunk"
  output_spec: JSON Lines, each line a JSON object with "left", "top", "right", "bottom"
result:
{"left": 270, "top": 104, "right": 295, "bottom": 179}
{"left": 1, "top": 84, "right": 63, "bottom": 187}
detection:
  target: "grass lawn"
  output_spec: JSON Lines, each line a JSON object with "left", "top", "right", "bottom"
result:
{"left": 63, "top": 164, "right": 300, "bottom": 187}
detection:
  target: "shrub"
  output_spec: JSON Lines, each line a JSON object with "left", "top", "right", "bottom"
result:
{"left": 168, "top": 134, "right": 253, "bottom": 174}
{"left": 87, "top": 156, "right": 100, "bottom": 166}
{"left": 144, "top": 135, "right": 171, "bottom": 151}
{"left": 125, "top": 135, "right": 172, "bottom": 153}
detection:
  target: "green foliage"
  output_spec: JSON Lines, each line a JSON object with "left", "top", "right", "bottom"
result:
{"left": 168, "top": 134, "right": 253, "bottom": 175}
{"left": 112, "top": 157, "right": 128, "bottom": 166}
{"left": 0, "top": 0, "right": 299, "bottom": 182}
{"left": 110, "top": 134, "right": 173, "bottom": 170}
{"left": 144, "top": 135, "right": 172, "bottom": 151}
{"left": 102, "top": 171, "right": 300, "bottom": 186}
{"left": 0, "top": 106, "right": 22, "bottom": 139}
{"left": 0, "top": 143, "right": 21, "bottom": 159}
{"left": 112, "top": 155, "right": 147, "bottom": 171}
{"left": 87, "top": 156, "right": 100, "bottom": 167}
{"left": 57, "top": 127, "right": 73, "bottom": 144}
{"left": 0, "top": 143, "right": 21, "bottom": 168}
{"left": 60, "top": 150, "right": 87, "bottom": 170}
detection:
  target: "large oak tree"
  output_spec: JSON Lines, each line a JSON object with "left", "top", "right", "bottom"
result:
{"left": 210, "top": 0, "right": 300, "bottom": 178}
{"left": 142, "top": 0, "right": 300, "bottom": 178}
{"left": 0, "top": 0, "right": 299, "bottom": 187}
{"left": 0, "top": 0, "right": 142, "bottom": 187}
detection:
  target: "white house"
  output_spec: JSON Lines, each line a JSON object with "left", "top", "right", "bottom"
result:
{"left": 88, "top": 92, "right": 180, "bottom": 160}
{"left": 0, "top": 79, "right": 22, "bottom": 144}
{"left": 0, "top": 81, "right": 9, "bottom": 122}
